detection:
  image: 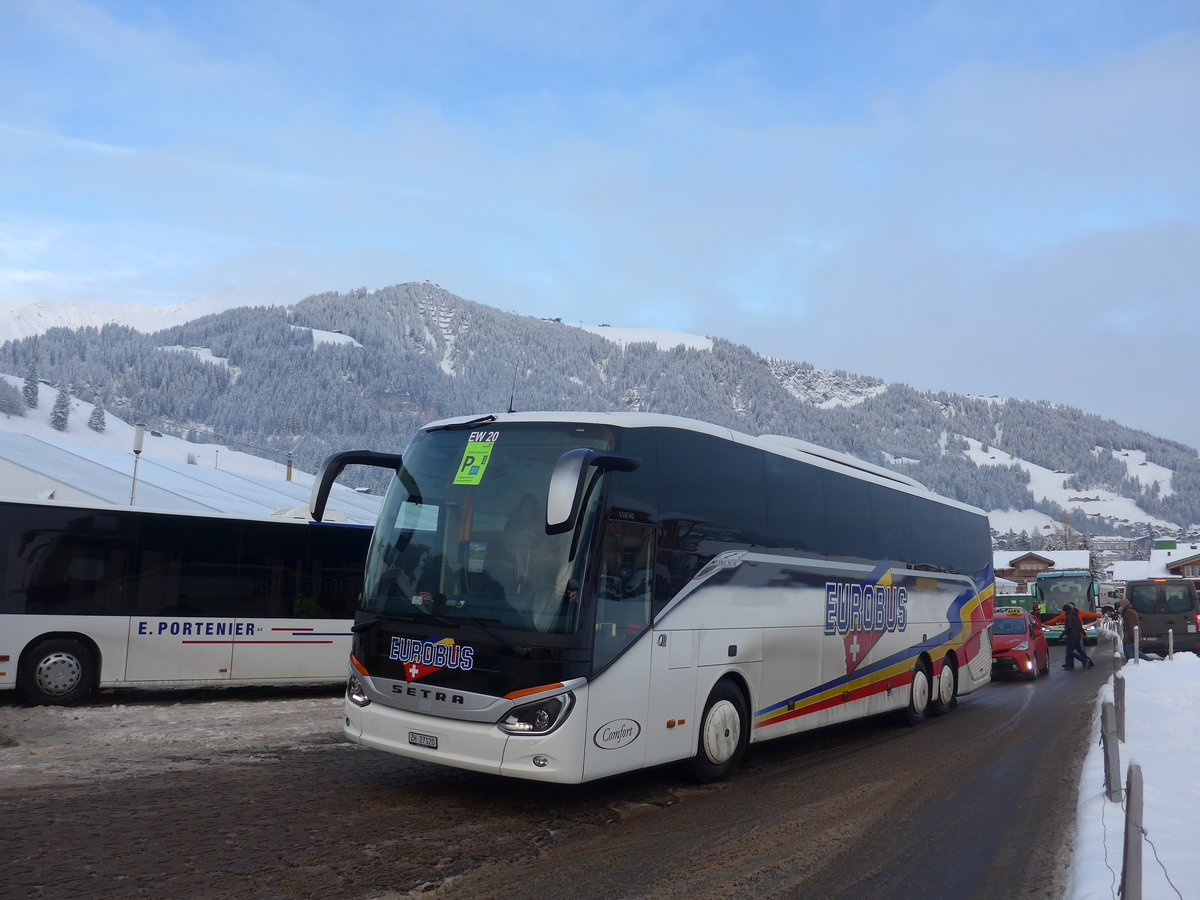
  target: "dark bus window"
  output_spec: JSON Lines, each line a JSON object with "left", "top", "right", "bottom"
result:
{"left": 763, "top": 454, "right": 826, "bottom": 556}
{"left": 308, "top": 524, "right": 371, "bottom": 617}
{"left": 238, "top": 521, "right": 308, "bottom": 618}
{"left": 870, "top": 485, "right": 912, "bottom": 566}
{"left": 135, "top": 515, "right": 244, "bottom": 617}
{"left": 655, "top": 429, "right": 767, "bottom": 597}
{"left": 823, "top": 469, "right": 874, "bottom": 565}
{"left": 4, "top": 508, "right": 136, "bottom": 615}
{"left": 955, "top": 509, "right": 992, "bottom": 577}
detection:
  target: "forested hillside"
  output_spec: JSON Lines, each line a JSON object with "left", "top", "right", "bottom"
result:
{"left": 2, "top": 282, "right": 1197, "bottom": 532}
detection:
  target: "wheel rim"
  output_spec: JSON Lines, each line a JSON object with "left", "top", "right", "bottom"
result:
{"left": 936, "top": 665, "right": 954, "bottom": 705}
{"left": 701, "top": 699, "right": 741, "bottom": 764}
{"left": 34, "top": 652, "right": 83, "bottom": 696}
{"left": 911, "top": 668, "right": 929, "bottom": 715}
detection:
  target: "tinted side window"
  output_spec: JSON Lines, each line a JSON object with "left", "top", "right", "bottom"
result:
{"left": 135, "top": 515, "right": 244, "bottom": 616}
{"left": 823, "top": 469, "right": 874, "bottom": 565}
{"left": 655, "top": 429, "right": 766, "bottom": 595}
{"left": 3, "top": 507, "right": 137, "bottom": 615}
{"left": 763, "top": 454, "right": 825, "bottom": 556}
{"left": 869, "top": 485, "right": 911, "bottom": 566}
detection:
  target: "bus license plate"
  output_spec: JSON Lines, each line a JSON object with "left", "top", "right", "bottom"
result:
{"left": 408, "top": 731, "right": 438, "bottom": 750}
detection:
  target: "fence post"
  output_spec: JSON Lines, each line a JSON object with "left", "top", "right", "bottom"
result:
{"left": 1113, "top": 673, "right": 1125, "bottom": 743}
{"left": 1133, "top": 625, "right": 1140, "bottom": 665}
{"left": 1101, "top": 699, "right": 1121, "bottom": 802}
{"left": 1168, "top": 628, "right": 1174, "bottom": 660}
{"left": 1121, "top": 763, "right": 1143, "bottom": 900}
{"left": 1112, "top": 629, "right": 1124, "bottom": 670}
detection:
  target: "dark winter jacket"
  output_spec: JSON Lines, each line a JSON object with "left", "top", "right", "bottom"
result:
{"left": 1063, "top": 607, "right": 1085, "bottom": 639}
{"left": 1121, "top": 605, "right": 1140, "bottom": 642}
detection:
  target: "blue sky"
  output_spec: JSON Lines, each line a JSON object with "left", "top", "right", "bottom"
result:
{"left": 2, "top": 0, "right": 1199, "bottom": 449}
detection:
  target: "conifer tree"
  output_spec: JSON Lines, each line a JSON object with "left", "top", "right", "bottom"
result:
{"left": 51, "top": 383, "right": 71, "bottom": 431}
{"left": 87, "top": 402, "right": 107, "bottom": 432}
{"left": 22, "top": 361, "right": 38, "bottom": 409}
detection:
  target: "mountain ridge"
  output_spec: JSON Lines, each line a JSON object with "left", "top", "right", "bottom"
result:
{"left": 1, "top": 283, "right": 1196, "bottom": 538}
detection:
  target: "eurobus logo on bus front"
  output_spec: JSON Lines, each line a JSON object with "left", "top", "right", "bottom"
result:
{"left": 388, "top": 636, "right": 475, "bottom": 681}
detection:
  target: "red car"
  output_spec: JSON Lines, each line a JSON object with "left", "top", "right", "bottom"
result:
{"left": 991, "top": 608, "right": 1050, "bottom": 680}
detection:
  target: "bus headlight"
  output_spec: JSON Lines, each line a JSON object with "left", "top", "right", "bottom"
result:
{"left": 347, "top": 673, "right": 371, "bottom": 707}
{"left": 499, "top": 692, "right": 575, "bottom": 735}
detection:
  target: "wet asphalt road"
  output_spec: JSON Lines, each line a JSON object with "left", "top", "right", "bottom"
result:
{"left": 1, "top": 652, "right": 1111, "bottom": 900}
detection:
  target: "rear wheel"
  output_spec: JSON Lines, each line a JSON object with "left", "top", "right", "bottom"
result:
{"left": 688, "top": 680, "right": 749, "bottom": 783}
{"left": 18, "top": 638, "right": 95, "bottom": 706}
{"left": 928, "top": 659, "right": 956, "bottom": 716}
{"left": 900, "top": 660, "right": 931, "bottom": 726}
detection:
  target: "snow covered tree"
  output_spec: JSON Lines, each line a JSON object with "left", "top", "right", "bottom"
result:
{"left": 0, "top": 379, "right": 24, "bottom": 416}
{"left": 87, "top": 402, "right": 107, "bottom": 432}
{"left": 50, "top": 384, "right": 71, "bottom": 431}
{"left": 22, "top": 361, "right": 38, "bottom": 409}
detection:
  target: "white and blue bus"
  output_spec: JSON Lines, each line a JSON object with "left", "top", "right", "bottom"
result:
{"left": 312, "top": 412, "right": 995, "bottom": 783}
{"left": 0, "top": 498, "right": 370, "bottom": 705}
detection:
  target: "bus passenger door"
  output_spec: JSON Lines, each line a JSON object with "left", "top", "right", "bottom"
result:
{"left": 646, "top": 628, "right": 698, "bottom": 766}
{"left": 582, "top": 521, "right": 655, "bottom": 779}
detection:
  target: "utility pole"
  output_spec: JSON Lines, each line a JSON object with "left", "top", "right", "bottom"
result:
{"left": 129, "top": 423, "right": 146, "bottom": 506}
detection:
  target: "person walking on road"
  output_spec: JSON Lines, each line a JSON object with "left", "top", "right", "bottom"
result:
{"left": 1062, "top": 603, "right": 1094, "bottom": 670}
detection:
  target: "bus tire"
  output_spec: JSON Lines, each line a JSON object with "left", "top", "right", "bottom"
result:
{"left": 900, "top": 660, "right": 931, "bottom": 727}
{"left": 688, "top": 679, "right": 749, "bottom": 783}
{"left": 929, "top": 658, "right": 956, "bottom": 716}
{"left": 18, "top": 638, "right": 95, "bottom": 706}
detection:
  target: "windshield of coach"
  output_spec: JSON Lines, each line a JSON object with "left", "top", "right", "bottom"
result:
{"left": 1038, "top": 576, "right": 1091, "bottom": 611}
{"left": 363, "top": 422, "right": 615, "bottom": 634}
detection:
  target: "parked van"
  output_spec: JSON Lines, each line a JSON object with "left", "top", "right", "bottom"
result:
{"left": 1124, "top": 578, "right": 1200, "bottom": 656}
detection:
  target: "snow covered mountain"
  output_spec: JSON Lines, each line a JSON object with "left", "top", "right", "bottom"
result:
{"left": 1, "top": 284, "right": 1196, "bottom": 537}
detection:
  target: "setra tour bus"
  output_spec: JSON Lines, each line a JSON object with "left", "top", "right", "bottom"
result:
{"left": 311, "top": 412, "right": 995, "bottom": 783}
{"left": 0, "top": 498, "right": 370, "bottom": 705}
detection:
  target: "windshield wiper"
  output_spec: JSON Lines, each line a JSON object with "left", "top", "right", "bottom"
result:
{"left": 426, "top": 414, "right": 497, "bottom": 433}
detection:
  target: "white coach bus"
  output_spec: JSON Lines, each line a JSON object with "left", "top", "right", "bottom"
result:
{"left": 311, "top": 412, "right": 995, "bottom": 783}
{"left": 0, "top": 498, "right": 370, "bottom": 705}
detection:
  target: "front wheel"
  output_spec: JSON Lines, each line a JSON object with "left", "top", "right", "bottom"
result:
{"left": 688, "top": 680, "right": 749, "bottom": 783}
{"left": 18, "top": 638, "right": 95, "bottom": 706}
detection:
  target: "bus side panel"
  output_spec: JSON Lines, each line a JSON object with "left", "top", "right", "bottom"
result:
{"left": 229, "top": 618, "right": 353, "bottom": 682}
{"left": 581, "top": 638, "right": 651, "bottom": 780}
{"left": 125, "top": 617, "right": 234, "bottom": 683}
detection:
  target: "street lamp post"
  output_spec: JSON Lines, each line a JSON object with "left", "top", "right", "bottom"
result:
{"left": 129, "top": 423, "right": 146, "bottom": 506}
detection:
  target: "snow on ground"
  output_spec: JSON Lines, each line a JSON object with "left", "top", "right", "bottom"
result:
{"left": 1, "top": 373, "right": 290, "bottom": 480}
{"left": 1112, "top": 449, "right": 1174, "bottom": 498}
{"left": 965, "top": 438, "right": 1177, "bottom": 532}
{"left": 1070, "top": 648, "right": 1200, "bottom": 900}
{"left": 290, "top": 324, "right": 364, "bottom": 348}
{"left": 575, "top": 324, "right": 714, "bottom": 352}
{"left": 0, "top": 688, "right": 344, "bottom": 790}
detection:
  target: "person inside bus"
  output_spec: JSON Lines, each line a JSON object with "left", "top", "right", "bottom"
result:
{"left": 1061, "top": 603, "right": 1094, "bottom": 670}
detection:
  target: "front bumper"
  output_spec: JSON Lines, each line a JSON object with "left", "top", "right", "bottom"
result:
{"left": 342, "top": 690, "right": 589, "bottom": 783}
{"left": 992, "top": 651, "right": 1037, "bottom": 678}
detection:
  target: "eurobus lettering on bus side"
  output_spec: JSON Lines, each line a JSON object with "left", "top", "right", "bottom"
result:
{"left": 312, "top": 411, "right": 995, "bottom": 784}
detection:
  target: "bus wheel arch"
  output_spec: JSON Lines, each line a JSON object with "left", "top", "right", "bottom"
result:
{"left": 17, "top": 634, "right": 100, "bottom": 706}
{"left": 928, "top": 654, "right": 957, "bottom": 717}
{"left": 688, "top": 676, "right": 750, "bottom": 783}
